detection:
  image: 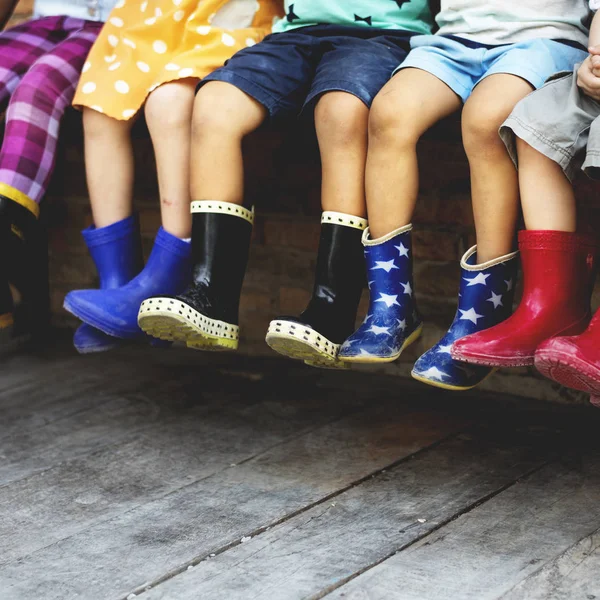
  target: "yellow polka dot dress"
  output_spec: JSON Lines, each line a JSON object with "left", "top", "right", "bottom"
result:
{"left": 73, "top": 0, "right": 283, "bottom": 120}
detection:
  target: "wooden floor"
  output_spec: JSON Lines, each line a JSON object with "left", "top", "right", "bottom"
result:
{"left": 2, "top": 334, "right": 600, "bottom": 600}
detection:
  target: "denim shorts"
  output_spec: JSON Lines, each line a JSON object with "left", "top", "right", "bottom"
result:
{"left": 198, "top": 25, "right": 415, "bottom": 121}
{"left": 397, "top": 34, "right": 588, "bottom": 102}
{"left": 501, "top": 66, "right": 600, "bottom": 181}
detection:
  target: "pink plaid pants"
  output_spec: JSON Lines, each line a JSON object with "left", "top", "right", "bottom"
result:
{"left": 0, "top": 16, "right": 102, "bottom": 210}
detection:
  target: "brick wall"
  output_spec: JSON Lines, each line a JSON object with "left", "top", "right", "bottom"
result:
{"left": 7, "top": 2, "right": 600, "bottom": 405}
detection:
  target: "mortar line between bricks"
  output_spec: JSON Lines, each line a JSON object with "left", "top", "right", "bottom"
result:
{"left": 312, "top": 457, "right": 557, "bottom": 600}
{"left": 121, "top": 427, "right": 469, "bottom": 600}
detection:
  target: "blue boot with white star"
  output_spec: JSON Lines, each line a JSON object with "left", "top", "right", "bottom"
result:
{"left": 411, "top": 246, "right": 519, "bottom": 390}
{"left": 338, "top": 224, "right": 423, "bottom": 363}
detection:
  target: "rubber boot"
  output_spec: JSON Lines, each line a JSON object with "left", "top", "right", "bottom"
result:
{"left": 338, "top": 224, "right": 423, "bottom": 363}
{"left": 412, "top": 246, "right": 518, "bottom": 390}
{"left": 64, "top": 226, "right": 192, "bottom": 339}
{"left": 534, "top": 307, "right": 600, "bottom": 396}
{"left": 138, "top": 201, "right": 253, "bottom": 351}
{"left": 265, "top": 211, "right": 368, "bottom": 369}
{"left": 452, "top": 230, "right": 598, "bottom": 368}
{"left": 0, "top": 194, "right": 49, "bottom": 349}
{"left": 73, "top": 216, "right": 143, "bottom": 353}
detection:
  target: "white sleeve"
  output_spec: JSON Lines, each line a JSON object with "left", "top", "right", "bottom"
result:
{"left": 591, "top": 0, "right": 600, "bottom": 10}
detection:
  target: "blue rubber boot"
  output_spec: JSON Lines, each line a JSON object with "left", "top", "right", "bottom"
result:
{"left": 65, "top": 227, "right": 192, "bottom": 339}
{"left": 411, "top": 246, "right": 518, "bottom": 390}
{"left": 73, "top": 216, "right": 143, "bottom": 353}
{"left": 338, "top": 224, "right": 423, "bottom": 363}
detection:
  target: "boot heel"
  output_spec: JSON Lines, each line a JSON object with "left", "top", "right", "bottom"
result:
{"left": 265, "top": 319, "right": 350, "bottom": 369}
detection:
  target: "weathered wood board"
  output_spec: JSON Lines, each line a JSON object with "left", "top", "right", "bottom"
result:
{"left": 327, "top": 453, "right": 600, "bottom": 600}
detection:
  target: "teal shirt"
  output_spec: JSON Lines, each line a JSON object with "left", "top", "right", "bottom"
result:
{"left": 273, "top": 0, "right": 434, "bottom": 34}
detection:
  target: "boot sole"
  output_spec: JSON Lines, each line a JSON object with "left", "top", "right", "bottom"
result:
{"left": 450, "top": 349, "right": 534, "bottom": 368}
{"left": 138, "top": 297, "right": 238, "bottom": 351}
{"left": 411, "top": 368, "right": 497, "bottom": 391}
{"left": 0, "top": 314, "right": 31, "bottom": 353}
{"left": 340, "top": 324, "right": 423, "bottom": 364}
{"left": 265, "top": 320, "right": 350, "bottom": 370}
{"left": 535, "top": 348, "right": 600, "bottom": 395}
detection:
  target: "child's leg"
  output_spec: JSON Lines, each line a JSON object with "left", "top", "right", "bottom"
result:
{"left": 314, "top": 91, "right": 369, "bottom": 218}
{"left": 462, "top": 73, "right": 536, "bottom": 262}
{"left": 145, "top": 79, "right": 198, "bottom": 239}
{"left": 0, "top": 21, "right": 100, "bottom": 345}
{"left": 190, "top": 81, "right": 268, "bottom": 204}
{"left": 0, "top": 22, "right": 101, "bottom": 209}
{"left": 366, "top": 69, "right": 462, "bottom": 238}
{"left": 83, "top": 108, "right": 136, "bottom": 228}
{"left": 517, "top": 138, "right": 576, "bottom": 232}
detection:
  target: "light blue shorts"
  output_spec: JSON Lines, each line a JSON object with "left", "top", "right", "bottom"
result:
{"left": 396, "top": 35, "right": 588, "bottom": 103}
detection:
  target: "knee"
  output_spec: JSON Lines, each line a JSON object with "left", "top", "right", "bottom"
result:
{"left": 11, "top": 67, "right": 60, "bottom": 108}
{"left": 192, "top": 82, "right": 252, "bottom": 142}
{"left": 314, "top": 92, "right": 369, "bottom": 147}
{"left": 368, "top": 92, "right": 422, "bottom": 150}
{"left": 462, "top": 100, "right": 513, "bottom": 156}
{"left": 145, "top": 83, "right": 193, "bottom": 131}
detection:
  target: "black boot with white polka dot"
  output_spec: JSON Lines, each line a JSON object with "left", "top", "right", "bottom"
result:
{"left": 138, "top": 201, "right": 253, "bottom": 351}
{"left": 265, "top": 211, "right": 367, "bottom": 369}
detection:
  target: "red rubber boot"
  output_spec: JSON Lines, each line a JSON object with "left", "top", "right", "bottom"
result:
{"left": 451, "top": 230, "right": 598, "bottom": 368}
{"left": 535, "top": 308, "right": 600, "bottom": 396}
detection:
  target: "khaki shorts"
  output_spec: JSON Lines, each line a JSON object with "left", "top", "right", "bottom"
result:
{"left": 500, "top": 65, "right": 600, "bottom": 181}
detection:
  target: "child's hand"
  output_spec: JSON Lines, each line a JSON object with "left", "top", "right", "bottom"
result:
{"left": 577, "top": 55, "right": 600, "bottom": 101}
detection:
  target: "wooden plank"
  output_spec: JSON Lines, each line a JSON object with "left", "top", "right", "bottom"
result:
{"left": 0, "top": 354, "right": 229, "bottom": 486}
{"left": 0, "top": 405, "right": 466, "bottom": 600}
{"left": 0, "top": 353, "right": 380, "bottom": 563}
{"left": 500, "top": 528, "right": 600, "bottom": 600}
{"left": 326, "top": 452, "right": 600, "bottom": 600}
{"left": 0, "top": 344, "right": 314, "bottom": 485}
{"left": 133, "top": 425, "right": 554, "bottom": 600}
{"left": 0, "top": 353, "right": 158, "bottom": 438}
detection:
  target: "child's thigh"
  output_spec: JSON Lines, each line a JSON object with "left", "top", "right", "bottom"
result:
{"left": 0, "top": 17, "right": 68, "bottom": 105}
{"left": 197, "top": 32, "right": 318, "bottom": 121}
{"left": 307, "top": 33, "right": 412, "bottom": 110}
{"left": 369, "top": 67, "right": 462, "bottom": 137}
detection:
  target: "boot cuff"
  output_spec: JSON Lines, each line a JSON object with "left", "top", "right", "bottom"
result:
{"left": 460, "top": 245, "right": 519, "bottom": 271}
{"left": 0, "top": 185, "right": 38, "bottom": 218}
{"left": 0, "top": 193, "right": 38, "bottom": 240}
{"left": 362, "top": 223, "right": 412, "bottom": 246}
{"left": 154, "top": 226, "right": 193, "bottom": 259}
{"left": 191, "top": 201, "right": 254, "bottom": 225}
{"left": 321, "top": 211, "right": 367, "bottom": 231}
{"left": 518, "top": 230, "right": 599, "bottom": 253}
{"left": 81, "top": 214, "right": 138, "bottom": 248}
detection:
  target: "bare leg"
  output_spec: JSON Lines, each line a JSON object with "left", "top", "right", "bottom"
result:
{"left": 366, "top": 69, "right": 462, "bottom": 238}
{"left": 190, "top": 81, "right": 267, "bottom": 204}
{"left": 314, "top": 92, "right": 369, "bottom": 217}
{"left": 83, "top": 108, "right": 136, "bottom": 228}
{"left": 516, "top": 137, "right": 576, "bottom": 231}
{"left": 145, "top": 79, "right": 198, "bottom": 239}
{"left": 462, "top": 74, "right": 535, "bottom": 262}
